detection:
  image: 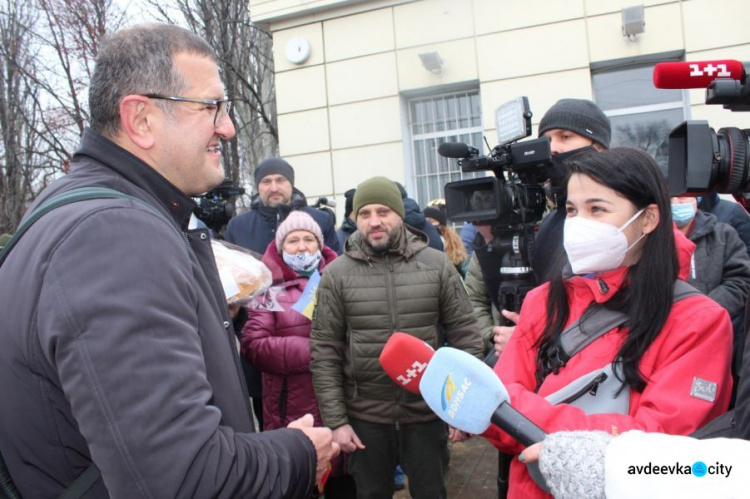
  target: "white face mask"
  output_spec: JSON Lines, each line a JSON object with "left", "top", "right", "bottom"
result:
{"left": 283, "top": 251, "right": 322, "bottom": 273}
{"left": 563, "top": 209, "right": 646, "bottom": 275}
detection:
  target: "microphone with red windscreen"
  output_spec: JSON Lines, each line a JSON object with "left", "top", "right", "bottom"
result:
{"left": 653, "top": 60, "right": 745, "bottom": 89}
{"left": 379, "top": 332, "right": 435, "bottom": 394}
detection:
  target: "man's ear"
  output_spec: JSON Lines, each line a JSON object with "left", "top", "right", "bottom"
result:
{"left": 641, "top": 203, "right": 660, "bottom": 235}
{"left": 119, "top": 95, "right": 155, "bottom": 150}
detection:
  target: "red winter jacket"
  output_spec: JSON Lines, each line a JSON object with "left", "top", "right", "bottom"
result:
{"left": 241, "top": 242, "right": 338, "bottom": 430}
{"left": 484, "top": 227, "right": 733, "bottom": 499}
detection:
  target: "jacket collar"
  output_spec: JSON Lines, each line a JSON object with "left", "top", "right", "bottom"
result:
{"left": 345, "top": 223, "right": 429, "bottom": 262}
{"left": 73, "top": 129, "right": 197, "bottom": 231}
{"left": 564, "top": 266, "right": 630, "bottom": 304}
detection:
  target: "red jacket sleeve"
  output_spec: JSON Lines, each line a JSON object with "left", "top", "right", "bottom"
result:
{"left": 241, "top": 309, "right": 312, "bottom": 375}
{"left": 484, "top": 295, "right": 733, "bottom": 456}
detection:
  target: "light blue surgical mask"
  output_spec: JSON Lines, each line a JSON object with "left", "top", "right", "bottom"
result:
{"left": 671, "top": 202, "right": 697, "bottom": 226}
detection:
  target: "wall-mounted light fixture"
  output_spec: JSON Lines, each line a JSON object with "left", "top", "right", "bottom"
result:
{"left": 622, "top": 5, "right": 645, "bottom": 41}
{"left": 419, "top": 51, "right": 444, "bottom": 74}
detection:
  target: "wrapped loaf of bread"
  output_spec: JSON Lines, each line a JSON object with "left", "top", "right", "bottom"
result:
{"left": 211, "top": 240, "right": 272, "bottom": 304}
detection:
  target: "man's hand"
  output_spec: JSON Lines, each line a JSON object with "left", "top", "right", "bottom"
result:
{"left": 332, "top": 424, "right": 366, "bottom": 454}
{"left": 449, "top": 426, "right": 470, "bottom": 443}
{"left": 493, "top": 309, "right": 519, "bottom": 357}
{"left": 288, "top": 414, "right": 341, "bottom": 483}
{"left": 228, "top": 303, "right": 242, "bottom": 320}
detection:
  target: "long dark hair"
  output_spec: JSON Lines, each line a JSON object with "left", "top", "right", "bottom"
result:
{"left": 537, "top": 148, "right": 678, "bottom": 392}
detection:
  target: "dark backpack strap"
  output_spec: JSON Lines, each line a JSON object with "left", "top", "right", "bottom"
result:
{"left": 58, "top": 465, "right": 101, "bottom": 499}
{"left": 0, "top": 451, "right": 21, "bottom": 499}
{"left": 537, "top": 279, "right": 702, "bottom": 384}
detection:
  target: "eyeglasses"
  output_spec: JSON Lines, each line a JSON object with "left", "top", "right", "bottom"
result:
{"left": 142, "top": 93, "right": 231, "bottom": 127}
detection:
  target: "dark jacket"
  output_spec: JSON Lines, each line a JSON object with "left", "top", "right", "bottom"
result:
{"left": 310, "top": 225, "right": 483, "bottom": 429}
{"left": 403, "top": 196, "right": 444, "bottom": 251}
{"left": 225, "top": 189, "right": 342, "bottom": 256}
{"left": 0, "top": 130, "right": 316, "bottom": 498}
{"left": 336, "top": 216, "right": 357, "bottom": 249}
{"left": 686, "top": 210, "right": 750, "bottom": 318}
{"left": 242, "top": 242, "right": 338, "bottom": 431}
{"left": 532, "top": 206, "right": 567, "bottom": 284}
{"left": 700, "top": 192, "right": 750, "bottom": 256}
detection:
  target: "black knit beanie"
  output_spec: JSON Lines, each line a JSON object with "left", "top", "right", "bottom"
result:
{"left": 254, "top": 157, "right": 295, "bottom": 185}
{"left": 538, "top": 99, "right": 611, "bottom": 149}
{"left": 344, "top": 188, "right": 356, "bottom": 218}
{"left": 423, "top": 206, "right": 447, "bottom": 226}
{"left": 352, "top": 177, "right": 405, "bottom": 219}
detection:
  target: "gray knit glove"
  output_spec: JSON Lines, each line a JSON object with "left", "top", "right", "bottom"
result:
{"left": 538, "top": 431, "right": 612, "bottom": 499}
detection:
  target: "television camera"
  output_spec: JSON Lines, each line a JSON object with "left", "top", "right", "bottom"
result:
{"left": 438, "top": 97, "right": 552, "bottom": 332}
{"left": 659, "top": 59, "right": 750, "bottom": 205}
{"left": 194, "top": 179, "right": 245, "bottom": 234}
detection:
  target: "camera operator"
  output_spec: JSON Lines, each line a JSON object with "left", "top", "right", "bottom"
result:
{"left": 465, "top": 98, "right": 612, "bottom": 358}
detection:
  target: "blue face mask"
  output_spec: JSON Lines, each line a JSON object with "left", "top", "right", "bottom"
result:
{"left": 671, "top": 202, "right": 697, "bottom": 226}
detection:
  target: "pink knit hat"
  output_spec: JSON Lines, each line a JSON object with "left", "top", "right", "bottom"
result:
{"left": 275, "top": 211, "right": 324, "bottom": 252}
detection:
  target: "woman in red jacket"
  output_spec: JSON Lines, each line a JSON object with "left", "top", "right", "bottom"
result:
{"left": 483, "top": 148, "right": 733, "bottom": 498}
{"left": 241, "top": 210, "right": 353, "bottom": 496}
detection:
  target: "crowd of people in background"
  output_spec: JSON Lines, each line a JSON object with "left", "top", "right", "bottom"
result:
{"left": 2, "top": 20, "right": 750, "bottom": 499}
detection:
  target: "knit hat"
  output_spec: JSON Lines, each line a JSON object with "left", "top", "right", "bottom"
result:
{"left": 344, "top": 188, "right": 356, "bottom": 218}
{"left": 538, "top": 99, "right": 611, "bottom": 149}
{"left": 275, "top": 211, "right": 324, "bottom": 252}
{"left": 254, "top": 157, "right": 295, "bottom": 186}
{"left": 423, "top": 206, "right": 447, "bottom": 226}
{"left": 352, "top": 176, "right": 405, "bottom": 219}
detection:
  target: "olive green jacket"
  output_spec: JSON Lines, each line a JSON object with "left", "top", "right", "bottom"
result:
{"left": 310, "top": 225, "right": 483, "bottom": 429}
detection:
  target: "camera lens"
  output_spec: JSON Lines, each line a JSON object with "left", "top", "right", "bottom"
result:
{"left": 714, "top": 127, "right": 750, "bottom": 192}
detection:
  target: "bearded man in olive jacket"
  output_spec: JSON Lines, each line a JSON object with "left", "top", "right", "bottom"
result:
{"left": 310, "top": 176, "right": 483, "bottom": 499}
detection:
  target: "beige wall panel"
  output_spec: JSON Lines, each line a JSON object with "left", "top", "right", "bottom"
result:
{"left": 278, "top": 108, "right": 331, "bottom": 156}
{"left": 393, "top": 0, "right": 475, "bottom": 49}
{"left": 690, "top": 104, "right": 750, "bottom": 130}
{"left": 331, "top": 142, "right": 406, "bottom": 194}
{"left": 396, "top": 39, "right": 478, "bottom": 91}
{"left": 584, "top": 0, "right": 676, "bottom": 17}
{"left": 480, "top": 69, "right": 594, "bottom": 135}
{"left": 474, "top": 0, "right": 584, "bottom": 35}
{"left": 273, "top": 24, "right": 325, "bottom": 73}
{"left": 276, "top": 66, "right": 327, "bottom": 114}
{"left": 283, "top": 151, "right": 334, "bottom": 198}
{"left": 329, "top": 97, "right": 403, "bottom": 149}
{"left": 476, "top": 20, "right": 589, "bottom": 81}
{"left": 683, "top": 0, "right": 750, "bottom": 52}
{"left": 324, "top": 8, "right": 395, "bottom": 62}
{"left": 251, "top": 0, "right": 353, "bottom": 23}
{"left": 327, "top": 53, "right": 399, "bottom": 105}
{"left": 587, "top": 4, "right": 684, "bottom": 63}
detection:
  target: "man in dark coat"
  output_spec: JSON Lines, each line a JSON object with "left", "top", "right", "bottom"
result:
{"left": 224, "top": 158, "right": 342, "bottom": 255}
{"left": 0, "top": 23, "right": 337, "bottom": 498}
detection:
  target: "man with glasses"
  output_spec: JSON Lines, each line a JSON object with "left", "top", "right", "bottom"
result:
{"left": 0, "top": 23, "right": 338, "bottom": 498}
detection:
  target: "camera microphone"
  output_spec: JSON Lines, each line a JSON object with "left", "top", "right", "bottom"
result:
{"left": 438, "top": 142, "right": 479, "bottom": 159}
{"left": 653, "top": 60, "right": 746, "bottom": 89}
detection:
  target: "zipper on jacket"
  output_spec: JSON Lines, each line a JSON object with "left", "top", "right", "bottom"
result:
{"left": 384, "top": 255, "right": 398, "bottom": 330}
{"left": 558, "top": 372, "right": 608, "bottom": 405}
{"left": 279, "top": 376, "right": 288, "bottom": 423}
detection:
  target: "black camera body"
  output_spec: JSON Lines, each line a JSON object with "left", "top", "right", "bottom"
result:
{"left": 439, "top": 113, "right": 551, "bottom": 226}
{"left": 438, "top": 97, "right": 552, "bottom": 329}
{"left": 195, "top": 179, "right": 246, "bottom": 233}
{"left": 667, "top": 65, "right": 750, "bottom": 198}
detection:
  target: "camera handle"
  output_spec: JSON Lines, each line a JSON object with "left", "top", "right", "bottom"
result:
{"left": 473, "top": 225, "right": 537, "bottom": 499}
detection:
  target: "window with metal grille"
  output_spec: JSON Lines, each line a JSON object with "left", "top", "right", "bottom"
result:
{"left": 592, "top": 57, "right": 687, "bottom": 172}
{"left": 408, "top": 90, "right": 486, "bottom": 206}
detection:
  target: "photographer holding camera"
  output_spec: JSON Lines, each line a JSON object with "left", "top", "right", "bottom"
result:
{"left": 465, "top": 98, "right": 611, "bottom": 358}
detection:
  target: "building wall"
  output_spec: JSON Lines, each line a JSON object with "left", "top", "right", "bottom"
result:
{"left": 249, "top": 0, "right": 750, "bottom": 220}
